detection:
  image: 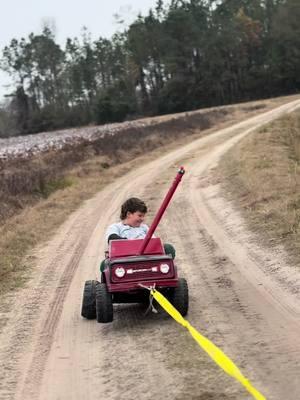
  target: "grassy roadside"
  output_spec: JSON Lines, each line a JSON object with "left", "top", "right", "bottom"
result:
{"left": 0, "top": 96, "right": 298, "bottom": 299}
{"left": 219, "top": 108, "right": 300, "bottom": 266}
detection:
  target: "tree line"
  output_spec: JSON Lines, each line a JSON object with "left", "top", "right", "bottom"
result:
{"left": 0, "top": 0, "right": 299, "bottom": 137}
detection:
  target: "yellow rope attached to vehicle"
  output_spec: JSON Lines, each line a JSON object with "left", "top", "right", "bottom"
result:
{"left": 150, "top": 289, "right": 266, "bottom": 400}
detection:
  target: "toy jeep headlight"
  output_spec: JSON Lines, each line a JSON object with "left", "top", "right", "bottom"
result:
{"left": 115, "top": 267, "right": 126, "bottom": 278}
{"left": 160, "top": 263, "right": 170, "bottom": 274}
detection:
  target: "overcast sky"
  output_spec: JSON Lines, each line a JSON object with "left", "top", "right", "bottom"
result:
{"left": 0, "top": 0, "right": 163, "bottom": 101}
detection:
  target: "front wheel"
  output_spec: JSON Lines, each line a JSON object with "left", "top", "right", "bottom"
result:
{"left": 96, "top": 283, "right": 113, "bottom": 323}
{"left": 169, "top": 278, "right": 189, "bottom": 316}
{"left": 81, "top": 280, "right": 98, "bottom": 319}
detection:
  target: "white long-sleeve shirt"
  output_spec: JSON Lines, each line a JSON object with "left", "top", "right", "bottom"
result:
{"left": 105, "top": 222, "right": 149, "bottom": 242}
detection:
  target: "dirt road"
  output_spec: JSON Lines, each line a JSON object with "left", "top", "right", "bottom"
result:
{"left": 1, "top": 99, "right": 300, "bottom": 400}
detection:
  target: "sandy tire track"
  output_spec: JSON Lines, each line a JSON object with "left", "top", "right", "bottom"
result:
{"left": 1, "top": 99, "right": 300, "bottom": 400}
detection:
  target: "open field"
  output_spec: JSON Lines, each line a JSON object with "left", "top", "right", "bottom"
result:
{"left": 0, "top": 96, "right": 294, "bottom": 297}
{"left": 0, "top": 96, "right": 300, "bottom": 400}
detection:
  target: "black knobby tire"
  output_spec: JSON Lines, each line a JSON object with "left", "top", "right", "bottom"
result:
{"left": 96, "top": 283, "right": 113, "bottom": 323}
{"left": 81, "top": 280, "right": 98, "bottom": 319}
{"left": 170, "top": 277, "right": 189, "bottom": 316}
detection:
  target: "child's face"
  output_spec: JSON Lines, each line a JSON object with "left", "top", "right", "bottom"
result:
{"left": 125, "top": 211, "right": 146, "bottom": 227}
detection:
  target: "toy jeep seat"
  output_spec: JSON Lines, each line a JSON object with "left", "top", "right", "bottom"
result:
{"left": 109, "top": 238, "right": 165, "bottom": 258}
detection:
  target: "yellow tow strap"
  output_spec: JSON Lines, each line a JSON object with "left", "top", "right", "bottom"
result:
{"left": 151, "top": 289, "right": 266, "bottom": 400}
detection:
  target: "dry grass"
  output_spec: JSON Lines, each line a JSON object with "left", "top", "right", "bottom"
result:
{"left": 219, "top": 108, "right": 300, "bottom": 265}
{"left": 0, "top": 95, "right": 297, "bottom": 296}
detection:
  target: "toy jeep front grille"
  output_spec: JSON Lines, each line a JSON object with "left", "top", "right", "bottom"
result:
{"left": 110, "top": 256, "right": 174, "bottom": 283}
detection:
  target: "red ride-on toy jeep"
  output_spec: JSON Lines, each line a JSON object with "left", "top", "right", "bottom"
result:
{"left": 81, "top": 167, "right": 188, "bottom": 323}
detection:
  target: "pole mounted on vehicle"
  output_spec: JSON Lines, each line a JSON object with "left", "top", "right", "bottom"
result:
{"left": 138, "top": 166, "right": 185, "bottom": 255}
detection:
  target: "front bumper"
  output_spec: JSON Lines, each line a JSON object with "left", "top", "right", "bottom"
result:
{"left": 106, "top": 278, "right": 178, "bottom": 293}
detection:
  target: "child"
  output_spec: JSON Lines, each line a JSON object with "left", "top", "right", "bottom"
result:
{"left": 105, "top": 197, "right": 149, "bottom": 242}
{"left": 100, "top": 197, "right": 175, "bottom": 272}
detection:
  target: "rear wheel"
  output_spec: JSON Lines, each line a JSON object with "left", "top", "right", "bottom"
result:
{"left": 96, "top": 283, "right": 113, "bottom": 323}
{"left": 169, "top": 278, "right": 189, "bottom": 316}
{"left": 81, "top": 280, "right": 97, "bottom": 319}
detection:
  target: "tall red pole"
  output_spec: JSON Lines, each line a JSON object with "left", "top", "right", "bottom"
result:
{"left": 138, "top": 166, "right": 185, "bottom": 255}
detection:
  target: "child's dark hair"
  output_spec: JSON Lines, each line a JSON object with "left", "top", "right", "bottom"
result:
{"left": 120, "top": 197, "right": 147, "bottom": 220}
